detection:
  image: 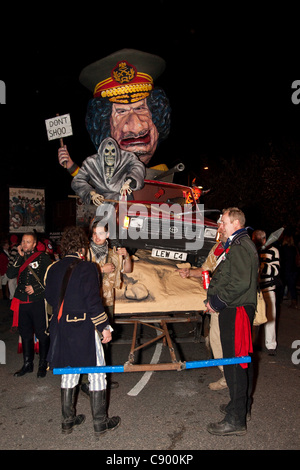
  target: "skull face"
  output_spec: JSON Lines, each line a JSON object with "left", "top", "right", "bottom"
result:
{"left": 104, "top": 140, "right": 116, "bottom": 166}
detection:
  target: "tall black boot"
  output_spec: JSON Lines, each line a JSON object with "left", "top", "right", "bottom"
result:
{"left": 14, "top": 338, "right": 34, "bottom": 377}
{"left": 2, "top": 285, "right": 8, "bottom": 300}
{"left": 61, "top": 387, "right": 86, "bottom": 434}
{"left": 90, "top": 390, "right": 121, "bottom": 437}
{"left": 37, "top": 336, "right": 49, "bottom": 378}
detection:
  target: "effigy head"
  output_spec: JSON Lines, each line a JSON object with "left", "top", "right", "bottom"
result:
{"left": 79, "top": 49, "right": 171, "bottom": 165}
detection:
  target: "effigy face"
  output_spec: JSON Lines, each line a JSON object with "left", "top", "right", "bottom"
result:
{"left": 109, "top": 98, "right": 159, "bottom": 165}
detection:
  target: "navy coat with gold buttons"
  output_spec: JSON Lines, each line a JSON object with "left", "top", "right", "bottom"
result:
{"left": 45, "top": 254, "right": 109, "bottom": 368}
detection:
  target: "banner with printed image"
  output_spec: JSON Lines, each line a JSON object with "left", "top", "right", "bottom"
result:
{"left": 9, "top": 187, "right": 45, "bottom": 233}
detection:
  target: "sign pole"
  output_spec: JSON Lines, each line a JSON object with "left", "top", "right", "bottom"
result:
{"left": 56, "top": 113, "right": 66, "bottom": 167}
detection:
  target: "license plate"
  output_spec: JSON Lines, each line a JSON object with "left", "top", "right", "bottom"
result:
{"left": 151, "top": 248, "right": 187, "bottom": 261}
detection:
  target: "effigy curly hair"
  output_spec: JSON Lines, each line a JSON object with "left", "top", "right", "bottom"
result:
{"left": 85, "top": 88, "right": 171, "bottom": 150}
{"left": 60, "top": 226, "right": 89, "bottom": 257}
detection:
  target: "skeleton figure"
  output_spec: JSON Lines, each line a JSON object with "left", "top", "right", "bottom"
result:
{"left": 104, "top": 139, "right": 116, "bottom": 183}
{"left": 71, "top": 137, "right": 145, "bottom": 206}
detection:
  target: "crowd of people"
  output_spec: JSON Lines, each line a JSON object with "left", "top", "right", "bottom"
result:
{"left": 1, "top": 214, "right": 299, "bottom": 437}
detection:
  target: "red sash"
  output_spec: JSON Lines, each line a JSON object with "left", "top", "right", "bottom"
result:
{"left": 17, "top": 251, "right": 41, "bottom": 281}
{"left": 11, "top": 297, "right": 32, "bottom": 327}
{"left": 57, "top": 300, "right": 64, "bottom": 323}
{"left": 235, "top": 306, "right": 253, "bottom": 368}
{"left": 214, "top": 242, "right": 224, "bottom": 257}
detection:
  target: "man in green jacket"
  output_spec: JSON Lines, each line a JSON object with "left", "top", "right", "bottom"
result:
{"left": 206, "top": 208, "right": 259, "bottom": 436}
{"left": 7, "top": 232, "right": 52, "bottom": 378}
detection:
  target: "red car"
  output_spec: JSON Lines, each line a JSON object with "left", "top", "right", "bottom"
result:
{"left": 115, "top": 179, "right": 219, "bottom": 266}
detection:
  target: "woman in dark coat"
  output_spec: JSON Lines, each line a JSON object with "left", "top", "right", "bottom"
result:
{"left": 45, "top": 226, "right": 120, "bottom": 436}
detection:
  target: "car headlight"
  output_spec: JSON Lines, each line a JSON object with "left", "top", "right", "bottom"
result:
{"left": 123, "top": 216, "right": 130, "bottom": 229}
{"left": 129, "top": 217, "right": 144, "bottom": 229}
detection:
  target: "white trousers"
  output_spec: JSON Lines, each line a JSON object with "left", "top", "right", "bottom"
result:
{"left": 263, "top": 290, "right": 277, "bottom": 350}
{"left": 61, "top": 331, "right": 107, "bottom": 391}
{"left": 8, "top": 277, "right": 17, "bottom": 299}
{"left": 209, "top": 311, "right": 224, "bottom": 373}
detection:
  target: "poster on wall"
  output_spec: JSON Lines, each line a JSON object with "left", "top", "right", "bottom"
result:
{"left": 9, "top": 187, "right": 45, "bottom": 233}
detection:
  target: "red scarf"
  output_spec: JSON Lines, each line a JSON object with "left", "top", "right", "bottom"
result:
{"left": 235, "top": 306, "right": 253, "bottom": 368}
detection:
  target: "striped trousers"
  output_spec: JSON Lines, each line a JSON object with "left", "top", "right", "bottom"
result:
{"left": 61, "top": 331, "right": 107, "bottom": 391}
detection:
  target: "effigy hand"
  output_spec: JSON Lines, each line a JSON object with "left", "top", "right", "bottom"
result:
{"left": 90, "top": 191, "right": 104, "bottom": 206}
{"left": 120, "top": 179, "right": 133, "bottom": 197}
{"left": 58, "top": 145, "right": 74, "bottom": 169}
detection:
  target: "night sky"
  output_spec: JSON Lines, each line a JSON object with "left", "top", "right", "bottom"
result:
{"left": 1, "top": 4, "right": 299, "bottom": 232}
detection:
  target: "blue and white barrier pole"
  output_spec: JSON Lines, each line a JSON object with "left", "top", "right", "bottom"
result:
{"left": 184, "top": 356, "right": 251, "bottom": 369}
{"left": 53, "top": 356, "right": 251, "bottom": 375}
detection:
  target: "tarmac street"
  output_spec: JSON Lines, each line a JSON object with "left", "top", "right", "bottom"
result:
{"left": 0, "top": 296, "right": 299, "bottom": 452}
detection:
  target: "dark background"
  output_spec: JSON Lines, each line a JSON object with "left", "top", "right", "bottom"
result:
{"left": 1, "top": 3, "right": 300, "bottom": 235}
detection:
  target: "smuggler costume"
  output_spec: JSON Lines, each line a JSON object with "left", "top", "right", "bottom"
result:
{"left": 87, "top": 241, "right": 123, "bottom": 314}
{"left": 45, "top": 253, "right": 120, "bottom": 435}
{"left": 206, "top": 229, "right": 259, "bottom": 434}
{"left": 7, "top": 248, "right": 52, "bottom": 378}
